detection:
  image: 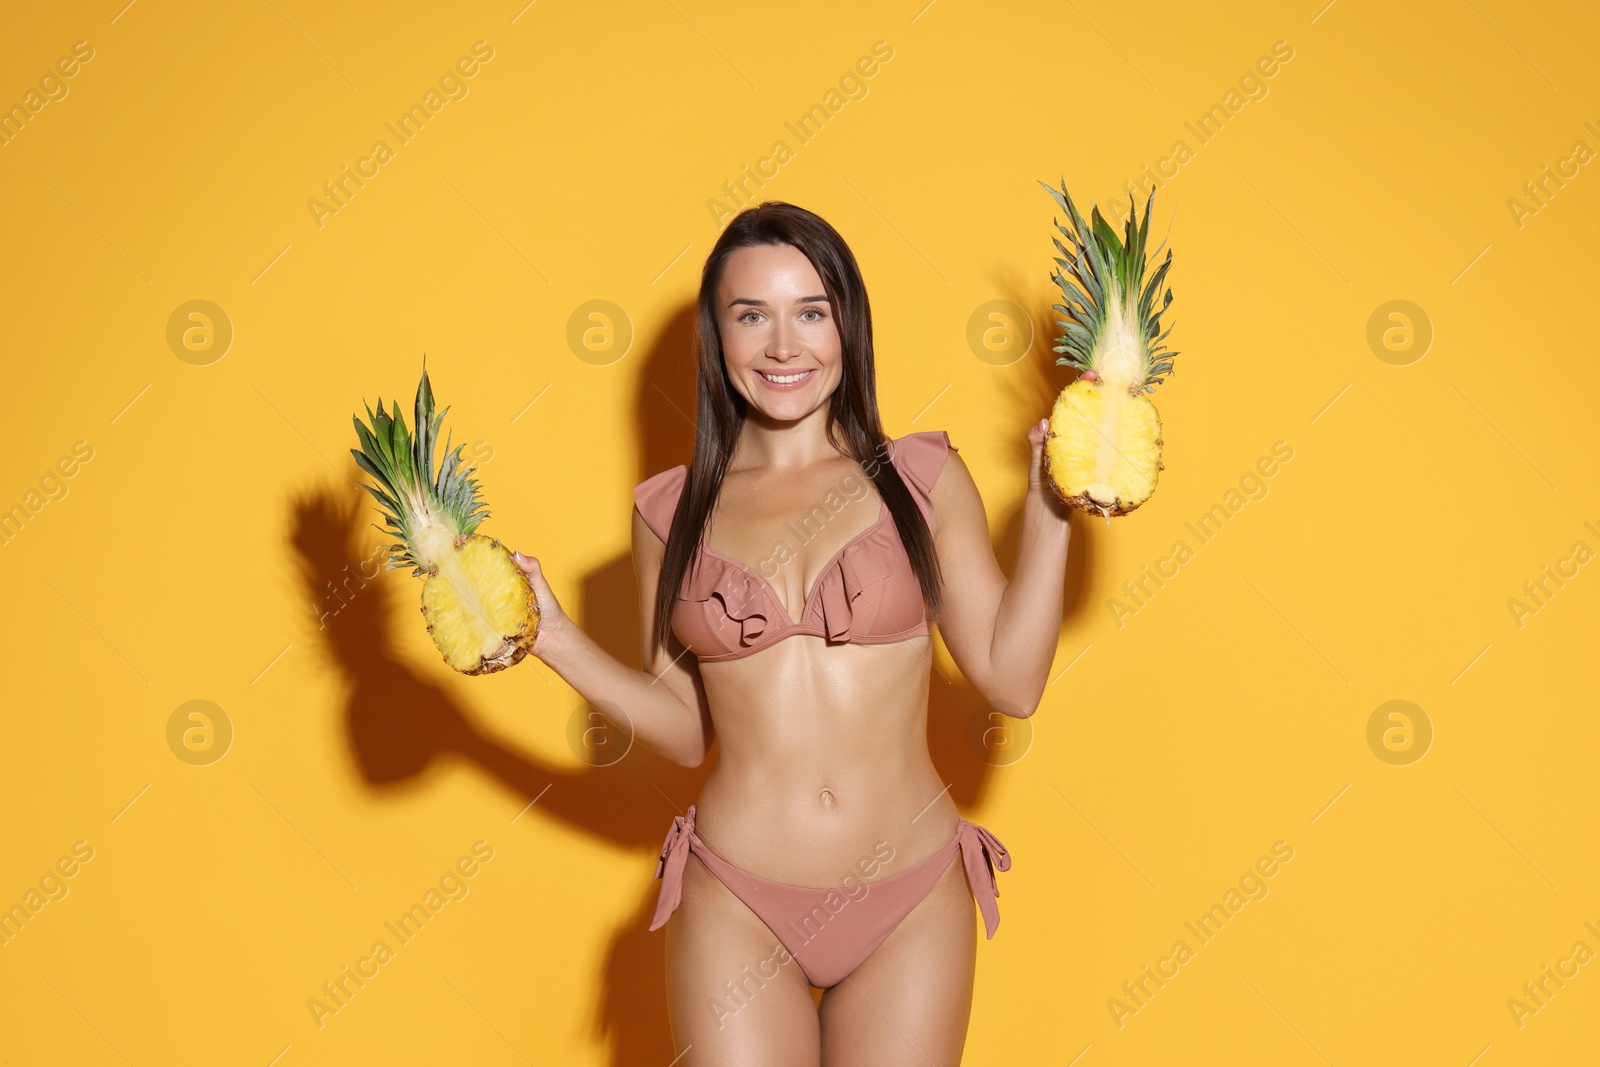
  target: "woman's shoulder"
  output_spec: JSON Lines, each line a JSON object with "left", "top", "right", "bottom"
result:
{"left": 632, "top": 462, "right": 687, "bottom": 495}
{"left": 632, "top": 464, "right": 687, "bottom": 542}
{"left": 890, "top": 429, "right": 959, "bottom": 494}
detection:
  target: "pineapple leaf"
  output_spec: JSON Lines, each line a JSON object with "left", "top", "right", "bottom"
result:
{"left": 1039, "top": 174, "right": 1179, "bottom": 389}
{"left": 1138, "top": 251, "right": 1174, "bottom": 320}
{"left": 1135, "top": 190, "right": 1153, "bottom": 261}
{"left": 351, "top": 450, "right": 392, "bottom": 494}
{"left": 349, "top": 364, "right": 492, "bottom": 574}
{"left": 414, "top": 367, "right": 436, "bottom": 484}
{"left": 365, "top": 402, "right": 397, "bottom": 472}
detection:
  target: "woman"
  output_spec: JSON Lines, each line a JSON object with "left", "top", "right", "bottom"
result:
{"left": 514, "top": 202, "right": 1072, "bottom": 1064}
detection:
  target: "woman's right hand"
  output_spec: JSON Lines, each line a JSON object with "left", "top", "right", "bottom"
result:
{"left": 510, "top": 550, "right": 570, "bottom": 660}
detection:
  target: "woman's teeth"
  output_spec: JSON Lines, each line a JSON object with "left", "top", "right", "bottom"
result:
{"left": 760, "top": 369, "right": 814, "bottom": 384}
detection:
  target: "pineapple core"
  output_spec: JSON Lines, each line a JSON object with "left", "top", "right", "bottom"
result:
{"left": 1094, "top": 292, "right": 1146, "bottom": 391}
{"left": 1046, "top": 379, "right": 1162, "bottom": 514}
{"left": 419, "top": 535, "right": 533, "bottom": 672}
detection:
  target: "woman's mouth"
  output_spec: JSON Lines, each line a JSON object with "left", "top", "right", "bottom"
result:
{"left": 757, "top": 368, "right": 816, "bottom": 389}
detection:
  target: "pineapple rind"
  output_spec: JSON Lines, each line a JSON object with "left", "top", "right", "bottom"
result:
{"left": 420, "top": 534, "right": 540, "bottom": 675}
{"left": 1043, "top": 379, "right": 1164, "bottom": 517}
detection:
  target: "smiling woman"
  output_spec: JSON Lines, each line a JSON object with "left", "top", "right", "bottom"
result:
{"left": 509, "top": 199, "right": 1074, "bottom": 1062}
{"left": 723, "top": 249, "right": 846, "bottom": 418}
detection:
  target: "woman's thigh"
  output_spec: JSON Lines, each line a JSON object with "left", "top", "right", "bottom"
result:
{"left": 665, "top": 851, "right": 822, "bottom": 1066}
{"left": 816, "top": 854, "right": 977, "bottom": 1067}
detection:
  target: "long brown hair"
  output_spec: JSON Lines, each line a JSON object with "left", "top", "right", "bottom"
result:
{"left": 649, "top": 201, "right": 946, "bottom": 651}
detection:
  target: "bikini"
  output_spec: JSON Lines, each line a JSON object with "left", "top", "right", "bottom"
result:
{"left": 631, "top": 429, "right": 1013, "bottom": 989}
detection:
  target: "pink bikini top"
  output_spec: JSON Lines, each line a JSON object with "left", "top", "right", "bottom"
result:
{"left": 632, "top": 430, "right": 958, "bottom": 662}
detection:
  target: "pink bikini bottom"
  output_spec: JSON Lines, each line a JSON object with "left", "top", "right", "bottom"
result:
{"left": 649, "top": 804, "right": 1012, "bottom": 989}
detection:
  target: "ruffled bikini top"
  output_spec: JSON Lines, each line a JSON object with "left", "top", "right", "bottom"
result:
{"left": 632, "top": 430, "right": 957, "bottom": 662}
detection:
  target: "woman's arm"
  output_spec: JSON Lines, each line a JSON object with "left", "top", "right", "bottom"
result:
{"left": 927, "top": 420, "right": 1073, "bottom": 717}
{"left": 511, "top": 508, "right": 714, "bottom": 767}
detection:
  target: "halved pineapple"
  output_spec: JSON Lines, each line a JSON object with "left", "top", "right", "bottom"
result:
{"left": 350, "top": 367, "right": 538, "bottom": 674}
{"left": 1037, "top": 177, "right": 1179, "bottom": 518}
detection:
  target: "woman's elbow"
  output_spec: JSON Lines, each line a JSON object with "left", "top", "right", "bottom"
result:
{"left": 978, "top": 687, "right": 1040, "bottom": 719}
{"left": 667, "top": 726, "right": 710, "bottom": 768}
{"left": 1008, "top": 698, "right": 1040, "bottom": 719}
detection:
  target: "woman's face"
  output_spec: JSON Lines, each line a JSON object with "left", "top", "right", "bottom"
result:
{"left": 716, "top": 243, "right": 843, "bottom": 422}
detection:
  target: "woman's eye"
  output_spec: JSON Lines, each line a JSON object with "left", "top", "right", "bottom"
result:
{"left": 738, "top": 308, "right": 823, "bottom": 324}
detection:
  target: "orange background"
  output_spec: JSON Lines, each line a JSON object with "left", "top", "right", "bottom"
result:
{"left": 2, "top": 1, "right": 1597, "bottom": 1063}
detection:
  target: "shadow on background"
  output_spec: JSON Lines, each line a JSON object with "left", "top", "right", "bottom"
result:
{"left": 286, "top": 297, "right": 1085, "bottom": 1064}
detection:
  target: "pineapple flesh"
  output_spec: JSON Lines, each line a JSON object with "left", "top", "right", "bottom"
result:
{"left": 351, "top": 367, "right": 538, "bottom": 674}
{"left": 1038, "top": 177, "right": 1179, "bottom": 518}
